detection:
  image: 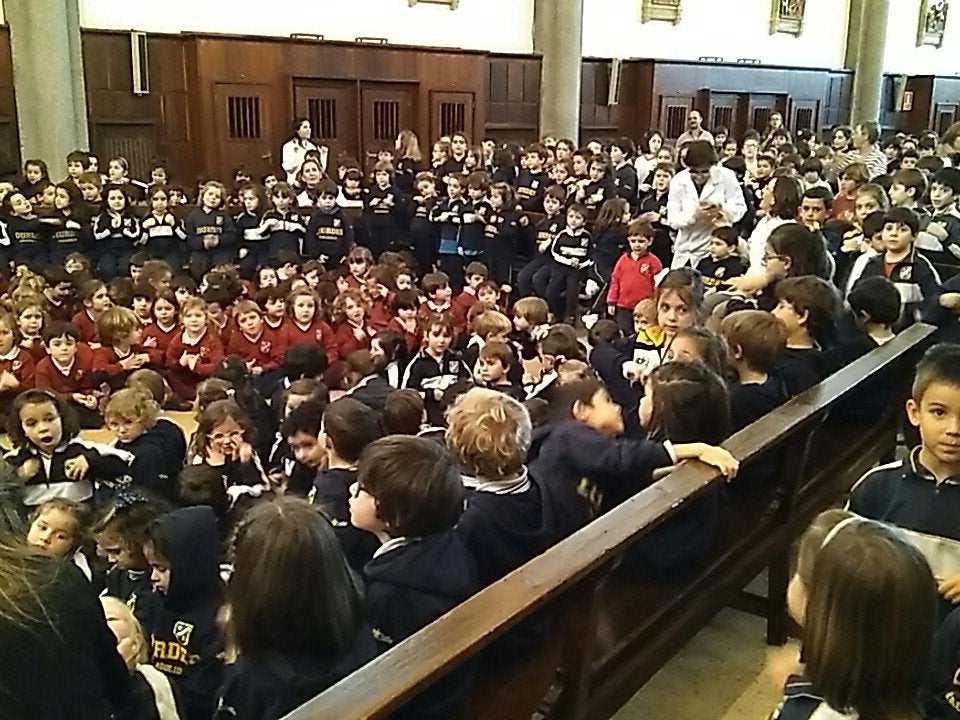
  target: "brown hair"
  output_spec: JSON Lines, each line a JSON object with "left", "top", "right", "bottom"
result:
{"left": 478, "top": 341, "right": 515, "bottom": 369}
{"left": 331, "top": 289, "right": 367, "bottom": 325}
{"left": 471, "top": 310, "right": 511, "bottom": 340}
{"left": 445, "top": 388, "right": 531, "bottom": 480}
{"left": 646, "top": 360, "right": 730, "bottom": 444}
{"left": 95, "top": 309, "right": 138, "bottom": 347}
{"left": 194, "top": 399, "right": 254, "bottom": 457}
{"left": 719, "top": 310, "right": 787, "bottom": 372}
{"left": 381, "top": 389, "right": 425, "bottom": 435}
{"left": 775, "top": 276, "right": 842, "bottom": 343}
{"left": 513, "top": 296, "right": 549, "bottom": 325}
{"left": 104, "top": 388, "right": 160, "bottom": 429}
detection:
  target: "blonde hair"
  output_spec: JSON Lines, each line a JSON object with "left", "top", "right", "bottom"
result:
{"left": 100, "top": 596, "right": 148, "bottom": 664}
{"left": 97, "top": 307, "right": 139, "bottom": 347}
{"left": 445, "top": 388, "right": 531, "bottom": 480}
{"left": 471, "top": 310, "right": 511, "bottom": 340}
{"left": 126, "top": 369, "right": 165, "bottom": 404}
{"left": 104, "top": 388, "right": 160, "bottom": 429}
{"left": 179, "top": 297, "right": 208, "bottom": 323}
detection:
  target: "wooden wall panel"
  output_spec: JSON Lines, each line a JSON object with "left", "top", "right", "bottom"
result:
{"left": 486, "top": 55, "right": 539, "bottom": 145}
{"left": 0, "top": 28, "right": 20, "bottom": 173}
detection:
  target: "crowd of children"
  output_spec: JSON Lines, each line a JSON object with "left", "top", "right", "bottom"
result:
{"left": 1, "top": 118, "right": 960, "bottom": 720}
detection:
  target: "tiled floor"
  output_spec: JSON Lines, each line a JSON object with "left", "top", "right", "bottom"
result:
{"left": 612, "top": 607, "right": 796, "bottom": 720}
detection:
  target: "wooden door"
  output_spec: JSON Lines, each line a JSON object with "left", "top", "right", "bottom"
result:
{"left": 360, "top": 82, "right": 417, "bottom": 171}
{"left": 708, "top": 93, "right": 741, "bottom": 137}
{"left": 431, "top": 90, "right": 475, "bottom": 145}
{"left": 790, "top": 99, "right": 820, "bottom": 136}
{"left": 657, "top": 95, "right": 693, "bottom": 140}
{"left": 294, "top": 80, "right": 360, "bottom": 166}
{"left": 90, "top": 122, "right": 158, "bottom": 180}
{"left": 213, "top": 82, "right": 273, "bottom": 178}
{"left": 747, "top": 93, "right": 779, "bottom": 133}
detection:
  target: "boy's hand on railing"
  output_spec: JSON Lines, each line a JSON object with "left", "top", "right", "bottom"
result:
{"left": 674, "top": 442, "right": 739, "bottom": 478}
{"left": 938, "top": 572, "right": 960, "bottom": 603}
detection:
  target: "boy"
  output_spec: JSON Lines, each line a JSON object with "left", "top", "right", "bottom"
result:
{"left": 799, "top": 157, "right": 830, "bottom": 193}
{"left": 103, "top": 388, "right": 178, "bottom": 498}
{"left": 276, "top": 398, "right": 329, "bottom": 497}
{"left": 418, "top": 271, "right": 453, "bottom": 321}
{"left": 844, "top": 275, "right": 900, "bottom": 355}
{"left": 303, "top": 178, "right": 352, "bottom": 266}
{"left": 516, "top": 143, "right": 548, "bottom": 213}
{"left": 859, "top": 207, "right": 941, "bottom": 326}
{"left": 917, "top": 168, "right": 960, "bottom": 257}
{"left": 638, "top": 162, "right": 674, "bottom": 267}
{"left": 42, "top": 266, "right": 78, "bottom": 322}
{"left": 451, "top": 261, "right": 487, "bottom": 329}
{"left": 462, "top": 308, "right": 512, "bottom": 371}
{"left": 889, "top": 168, "right": 929, "bottom": 215}
{"left": 64, "top": 149, "right": 89, "bottom": 186}
{"left": 35, "top": 321, "right": 101, "bottom": 428}
{"left": 255, "top": 285, "right": 288, "bottom": 338}
{"left": 606, "top": 220, "right": 661, "bottom": 334}
{"left": 475, "top": 342, "right": 524, "bottom": 399}
{"left": 72, "top": 279, "right": 113, "bottom": 346}
{"left": 349, "top": 435, "right": 478, "bottom": 720}
{"left": 720, "top": 309, "right": 789, "bottom": 432}
{"left": 226, "top": 299, "right": 284, "bottom": 377}
{"left": 771, "top": 276, "right": 842, "bottom": 396}
{"left": 125, "top": 369, "right": 189, "bottom": 470}
{"left": 429, "top": 172, "right": 468, "bottom": 292}
{"left": 140, "top": 506, "right": 224, "bottom": 720}
{"left": 312, "top": 397, "right": 382, "bottom": 572}
{"left": 517, "top": 185, "right": 565, "bottom": 299}
{"left": 546, "top": 203, "right": 592, "bottom": 323}
{"left": 131, "top": 282, "right": 155, "bottom": 328}
{"left": 401, "top": 312, "right": 463, "bottom": 427}
{"left": 695, "top": 226, "right": 746, "bottom": 293}
{"left": 848, "top": 344, "right": 960, "bottom": 607}
{"left": 92, "top": 307, "right": 152, "bottom": 389}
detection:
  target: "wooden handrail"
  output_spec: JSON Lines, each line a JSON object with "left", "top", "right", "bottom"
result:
{"left": 282, "top": 323, "right": 936, "bottom": 720}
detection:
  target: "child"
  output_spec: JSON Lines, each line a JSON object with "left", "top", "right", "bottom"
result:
{"left": 13, "top": 296, "right": 47, "bottom": 365}
{"left": 409, "top": 171, "right": 441, "bottom": 273}
{"left": 859, "top": 207, "right": 940, "bottom": 327}
{"left": 719, "top": 310, "right": 788, "bottom": 430}
{"left": 130, "top": 282, "right": 155, "bottom": 328}
{"left": 0, "top": 310, "right": 36, "bottom": 421}
{"left": 638, "top": 162, "right": 674, "bottom": 267}
{"left": 184, "top": 180, "right": 236, "bottom": 280}
{"left": 215, "top": 499, "right": 373, "bottom": 720}
{"left": 917, "top": 167, "right": 960, "bottom": 256}
{"left": 41, "top": 182, "right": 87, "bottom": 266}
{"left": 3, "top": 190, "right": 46, "bottom": 271}
{"left": 140, "top": 506, "right": 224, "bottom": 720}
{"left": 451, "top": 261, "right": 487, "bottom": 330}
{"left": 517, "top": 185, "right": 566, "bottom": 299}
{"left": 831, "top": 162, "right": 869, "bottom": 221}
{"left": 93, "top": 492, "right": 166, "bottom": 610}
{"left": 226, "top": 299, "right": 284, "bottom": 380}
{"left": 304, "top": 179, "right": 352, "bottom": 266}
{"left": 848, "top": 344, "right": 960, "bottom": 605}
{"left": 475, "top": 341, "right": 524, "bottom": 399}
{"left": 165, "top": 297, "right": 225, "bottom": 401}
{"left": 516, "top": 144, "right": 548, "bottom": 213}
{"left": 363, "top": 161, "right": 400, "bottom": 256}
{"left": 125, "top": 368, "right": 189, "bottom": 462}
{"left": 462, "top": 308, "right": 512, "bottom": 373}
{"left": 349, "top": 436, "right": 478, "bottom": 720}
{"left": 401, "top": 312, "right": 464, "bottom": 427}
{"left": 141, "top": 185, "right": 186, "bottom": 270}
{"left": 418, "top": 271, "right": 453, "bottom": 320}
{"left": 93, "top": 307, "right": 152, "bottom": 389}
{"left": 607, "top": 220, "right": 662, "bottom": 334}
{"left": 35, "top": 321, "right": 101, "bottom": 428}
{"left": 847, "top": 275, "right": 899, "bottom": 350}
{"left": 329, "top": 289, "right": 375, "bottom": 363}
{"left": 510, "top": 296, "right": 550, "bottom": 362}
{"left": 889, "top": 167, "right": 929, "bottom": 215}
{"left": 26, "top": 498, "right": 91, "bottom": 578}
{"left": 592, "top": 197, "right": 631, "bottom": 286}
{"left": 370, "top": 327, "right": 409, "bottom": 388}
{"left": 140, "top": 288, "right": 179, "bottom": 363}
{"left": 92, "top": 187, "right": 141, "bottom": 280}
{"left": 312, "top": 397, "right": 383, "bottom": 571}
{"left": 696, "top": 226, "right": 746, "bottom": 293}
{"left": 430, "top": 172, "right": 469, "bottom": 291}
{"left": 72, "top": 278, "right": 113, "bottom": 345}
{"left": 4, "top": 389, "right": 135, "bottom": 507}
{"left": 275, "top": 396, "right": 328, "bottom": 496}
{"left": 191, "top": 398, "right": 270, "bottom": 505}
{"left": 484, "top": 181, "right": 522, "bottom": 286}
{"left": 770, "top": 516, "right": 935, "bottom": 720}
{"left": 285, "top": 286, "right": 335, "bottom": 361}
{"left": 771, "top": 276, "right": 841, "bottom": 396}
{"left": 546, "top": 203, "right": 592, "bottom": 323}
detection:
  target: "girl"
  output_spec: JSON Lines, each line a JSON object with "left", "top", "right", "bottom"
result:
{"left": 510, "top": 296, "right": 550, "bottom": 363}
{"left": 164, "top": 297, "right": 225, "bottom": 401}
{"left": 92, "top": 491, "right": 166, "bottom": 609}
{"left": 831, "top": 162, "right": 869, "bottom": 221}
{"left": 259, "top": 182, "right": 306, "bottom": 267}
{"left": 26, "top": 498, "right": 91, "bottom": 578}
{"left": 140, "top": 288, "right": 179, "bottom": 363}
{"left": 365, "top": 264, "right": 397, "bottom": 330}
{"left": 747, "top": 175, "right": 802, "bottom": 271}
{"left": 286, "top": 287, "right": 336, "bottom": 363}
{"left": 330, "top": 289, "right": 375, "bottom": 362}
{"left": 15, "top": 295, "right": 48, "bottom": 364}
{"left": 92, "top": 187, "right": 141, "bottom": 280}
{"left": 254, "top": 265, "right": 279, "bottom": 292}
{"left": 401, "top": 312, "right": 464, "bottom": 427}
{"left": 184, "top": 180, "right": 236, "bottom": 280}
{"left": 409, "top": 171, "right": 441, "bottom": 274}
{"left": 591, "top": 198, "right": 631, "bottom": 286}
{"left": 3, "top": 190, "right": 46, "bottom": 272}
{"left": 215, "top": 498, "right": 374, "bottom": 720}
{"left": 64, "top": 251, "right": 95, "bottom": 279}
{"left": 635, "top": 130, "right": 663, "bottom": 192}
{"left": 629, "top": 272, "right": 700, "bottom": 372}
{"left": 191, "top": 398, "right": 271, "bottom": 506}
{"left": 40, "top": 182, "right": 87, "bottom": 266}
{"left": 667, "top": 326, "right": 730, "bottom": 379}
{"left": 388, "top": 289, "right": 420, "bottom": 355}
{"left": 0, "top": 309, "right": 36, "bottom": 422}
{"left": 394, "top": 129, "right": 423, "bottom": 197}
{"left": 21, "top": 158, "right": 50, "bottom": 205}
{"left": 345, "top": 246, "right": 374, "bottom": 289}
{"left": 104, "top": 156, "right": 145, "bottom": 204}
{"left": 363, "top": 160, "right": 400, "bottom": 256}
{"left": 484, "top": 182, "right": 522, "bottom": 287}
{"left": 771, "top": 515, "right": 936, "bottom": 720}
{"left": 5, "top": 389, "right": 136, "bottom": 507}
{"left": 577, "top": 154, "right": 618, "bottom": 221}
{"left": 212, "top": 355, "right": 277, "bottom": 465}
{"left": 370, "top": 327, "right": 408, "bottom": 388}
{"left": 93, "top": 307, "right": 152, "bottom": 389}
{"left": 234, "top": 184, "right": 268, "bottom": 280}
{"left": 141, "top": 185, "right": 186, "bottom": 271}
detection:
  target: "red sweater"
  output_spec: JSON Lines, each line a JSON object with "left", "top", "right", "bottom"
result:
{"left": 607, "top": 252, "right": 662, "bottom": 310}
{"left": 451, "top": 289, "right": 478, "bottom": 328}
{"left": 368, "top": 296, "right": 394, "bottom": 330}
{"left": 329, "top": 321, "right": 374, "bottom": 360}
{"left": 388, "top": 317, "right": 419, "bottom": 354}
{"left": 19, "top": 338, "right": 46, "bottom": 365}
{"left": 141, "top": 322, "right": 178, "bottom": 365}
{"left": 35, "top": 344, "right": 95, "bottom": 395}
{"left": 165, "top": 330, "right": 224, "bottom": 376}
{"left": 263, "top": 317, "right": 289, "bottom": 355}
{"left": 0, "top": 347, "right": 35, "bottom": 393}
{"left": 92, "top": 345, "right": 150, "bottom": 379}
{"left": 285, "top": 319, "right": 336, "bottom": 363}
{"left": 71, "top": 309, "right": 100, "bottom": 345}
{"left": 225, "top": 327, "right": 285, "bottom": 372}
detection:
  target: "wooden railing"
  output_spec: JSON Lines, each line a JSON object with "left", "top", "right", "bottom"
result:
{"left": 283, "top": 322, "right": 937, "bottom": 720}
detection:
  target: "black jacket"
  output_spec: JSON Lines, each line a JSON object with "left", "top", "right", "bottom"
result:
{"left": 303, "top": 206, "right": 352, "bottom": 265}
{"left": 313, "top": 467, "right": 380, "bottom": 573}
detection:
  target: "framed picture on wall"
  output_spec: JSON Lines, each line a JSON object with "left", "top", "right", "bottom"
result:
{"left": 917, "top": 0, "right": 949, "bottom": 48}
{"left": 640, "top": 0, "right": 682, "bottom": 24}
{"left": 770, "top": 0, "right": 805, "bottom": 36}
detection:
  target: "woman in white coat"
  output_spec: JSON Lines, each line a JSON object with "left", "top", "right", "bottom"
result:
{"left": 282, "top": 118, "right": 319, "bottom": 184}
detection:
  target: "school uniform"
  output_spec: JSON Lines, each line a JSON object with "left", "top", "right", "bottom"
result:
{"left": 727, "top": 373, "right": 791, "bottom": 497}
{"left": 43, "top": 292, "right": 77, "bottom": 323}
{"left": 35, "top": 344, "right": 96, "bottom": 396}
{"left": 141, "top": 211, "right": 186, "bottom": 269}
{"left": 92, "top": 212, "right": 141, "bottom": 280}
{"left": 138, "top": 507, "right": 224, "bottom": 720}
{"left": 546, "top": 225, "right": 593, "bottom": 321}
{"left": 459, "top": 198, "right": 489, "bottom": 261}
{"left": 0, "top": 345, "right": 35, "bottom": 393}
{"left": 696, "top": 254, "right": 747, "bottom": 291}
{"left": 285, "top": 317, "right": 336, "bottom": 363}
{"left": 607, "top": 251, "right": 662, "bottom": 333}
{"left": 517, "top": 212, "right": 565, "bottom": 298}
{"left": 329, "top": 321, "right": 374, "bottom": 363}
{"left": 103, "top": 564, "right": 152, "bottom": 613}
{"left": 39, "top": 209, "right": 87, "bottom": 265}
{"left": 613, "top": 163, "right": 639, "bottom": 208}
{"left": 141, "top": 322, "right": 179, "bottom": 364}
{"left": 184, "top": 207, "right": 237, "bottom": 279}
{"left": 483, "top": 207, "right": 522, "bottom": 285}
{"left": 388, "top": 317, "right": 419, "bottom": 355}
{"left": 515, "top": 169, "right": 548, "bottom": 213}
{"left": 6, "top": 213, "right": 47, "bottom": 270}
{"left": 313, "top": 467, "right": 380, "bottom": 573}
{"left": 401, "top": 348, "right": 464, "bottom": 427}
{"left": 638, "top": 189, "right": 672, "bottom": 266}
{"left": 430, "top": 195, "right": 468, "bottom": 291}
{"left": 924, "top": 274, "right": 960, "bottom": 343}
{"left": 165, "top": 329, "right": 225, "bottom": 401}
{"left": 918, "top": 204, "right": 960, "bottom": 257}
{"left": 928, "top": 605, "right": 960, "bottom": 720}
{"left": 3, "top": 436, "right": 136, "bottom": 506}
{"left": 363, "top": 184, "right": 401, "bottom": 256}
{"left": 114, "top": 424, "right": 183, "bottom": 500}
{"left": 409, "top": 193, "right": 440, "bottom": 273}
{"left": 153, "top": 418, "right": 188, "bottom": 495}
{"left": 92, "top": 344, "right": 154, "bottom": 389}
{"left": 857, "top": 247, "right": 941, "bottom": 326}
{"left": 233, "top": 209, "right": 266, "bottom": 279}
{"left": 259, "top": 207, "right": 307, "bottom": 258}
{"left": 592, "top": 226, "right": 628, "bottom": 284}
{"left": 303, "top": 205, "right": 352, "bottom": 267}
{"left": 363, "top": 532, "right": 480, "bottom": 720}
{"left": 71, "top": 309, "right": 101, "bottom": 345}
{"left": 345, "top": 373, "right": 394, "bottom": 413}
{"left": 581, "top": 179, "right": 617, "bottom": 220}
{"left": 225, "top": 327, "right": 285, "bottom": 374}
{"left": 769, "top": 675, "right": 853, "bottom": 720}
{"left": 450, "top": 288, "right": 479, "bottom": 329}
{"left": 775, "top": 346, "right": 828, "bottom": 397}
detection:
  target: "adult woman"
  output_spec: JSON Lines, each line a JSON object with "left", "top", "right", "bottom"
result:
{"left": 394, "top": 129, "right": 423, "bottom": 197}
{"left": 746, "top": 175, "right": 802, "bottom": 270}
{"left": 831, "top": 126, "right": 853, "bottom": 154}
{"left": 635, "top": 129, "right": 664, "bottom": 193}
{"left": 0, "top": 527, "right": 132, "bottom": 719}
{"left": 295, "top": 158, "right": 326, "bottom": 209}
{"left": 282, "top": 118, "right": 320, "bottom": 185}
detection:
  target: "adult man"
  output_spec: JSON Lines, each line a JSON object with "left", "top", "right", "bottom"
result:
{"left": 676, "top": 110, "right": 715, "bottom": 149}
{"left": 834, "top": 121, "right": 888, "bottom": 180}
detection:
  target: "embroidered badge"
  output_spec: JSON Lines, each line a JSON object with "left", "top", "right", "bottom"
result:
{"left": 215, "top": 216, "right": 223, "bottom": 226}
{"left": 173, "top": 621, "right": 194, "bottom": 646}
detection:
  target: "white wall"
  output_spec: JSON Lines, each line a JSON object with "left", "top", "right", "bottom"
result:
{"left": 581, "top": 0, "right": 851, "bottom": 68}
{"left": 883, "top": 0, "right": 960, "bottom": 75}
{"left": 76, "top": 0, "right": 535, "bottom": 54}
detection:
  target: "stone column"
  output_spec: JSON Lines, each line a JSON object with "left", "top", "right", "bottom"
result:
{"left": 7, "top": 0, "right": 90, "bottom": 178}
{"left": 846, "top": 0, "right": 891, "bottom": 125}
{"left": 534, "top": 0, "right": 584, "bottom": 142}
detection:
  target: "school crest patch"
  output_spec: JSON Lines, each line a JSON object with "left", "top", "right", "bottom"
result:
{"left": 334, "top": 219, "right": 341, "bottom": 227}
{"left": 898, "top": 267, "right": 913, "bottom": 281}
{"left": 173, "top": 621, "right": 194, "bottom": 645}
{"left": 260, "top": 341, "right": 272, "bottom": 354}
{"left": 715, "top": 267, "right": 726, "bottom": 277}
{"left": 215, "top": 216, "right": 223, "bottom": 226}
{"left": 448, "top": 360, "right": 460, "bottom": 373}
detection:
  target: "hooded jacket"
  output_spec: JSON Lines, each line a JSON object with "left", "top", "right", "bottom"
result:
{"left": 139, "top": 506, "right": 224, "bottom": 720}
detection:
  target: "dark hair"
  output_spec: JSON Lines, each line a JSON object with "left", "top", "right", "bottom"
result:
{"left": 891, "top": 168, "right": 927, "bottom": 198}
{"left": 769, "top": 176, "right": 803, "bottom": 220}
{"left": 228, "top": 498, "right": 364, "bottom": 657}
{"left": 932, "top": 167, "right": 960, "bottom": 195}
{"left": 548, "top": 378, "right": 605, "bottom": 424}
{"left": 41, "top": 320, "right": 79, "bottom": 344}
{"left": 854, "top": 120, "right": 880, "bottom": 145}
{"left": 672, "top": 326, "right": 729, "bottom": 379}
{"left": 646, "top": 360, "right": 730, "bottom": 444}
{"left": 803, "top": 185, "right": 834, "bottom": 210}
{"left": 684, "top": 141, "right": 718, "bottom": 169}
{"left": 710, "top": 226, "right": 739, "bottom": 248}
{"left": 322, "top": 398, "right": 382, "bottom": 463}
{"left": 281, "top": 398, "right": 327, "bottom": 439}
{"left": 282, "top": 343, "right": 328, "bottom": 381}
{"left": 767, "top": 224, "right": 831, "bottom": 279}
{"left": 212, "top": 356, "right": 261, "bottom": 417}
{"left": 356, "top": 436, "right": 464, "bottom": 537}
{"left": 849, "top": 276, "right": 901, "bottom": 326}
{"left": 177, "top": 464, "right": 229, "bottom": 518}
{"left": 381, "top": 389, "right": 425, "bottom": 435}
{"left": 775, "top": 276, "right": 842, "bottom": 344}
{"left": 912, "top": 343, "right": 960, "bottom": 401}
{"left": 7, "top": 390, "right": 80, "bottom": 447}
{"left": 588, "top": 318, "right": 621, "bottom": 346}
{"left": 882, "top": 206, "right": 920, "bottom": 237}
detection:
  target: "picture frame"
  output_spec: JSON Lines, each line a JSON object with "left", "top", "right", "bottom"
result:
{"left": 408, "top": 0, "right": 459, "bottom": 9}
{"left": 917, "top": 0, "right": 949, "bottom": 48}
{"left": 641, "top": 0, "right": 682, "bottom": 25}
{"left": 770, "top": 0, "right": 805, "bottom": 36}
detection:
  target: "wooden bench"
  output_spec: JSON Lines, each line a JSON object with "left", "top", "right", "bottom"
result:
{"left": 283, "top": 322, "right": 936, "bottom": 720}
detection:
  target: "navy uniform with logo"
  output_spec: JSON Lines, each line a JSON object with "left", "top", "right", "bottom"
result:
{"left": 304, "top": 203, "right": 352, "bottom": 267}
{"left": 515, "top": 169, "right": 547, "bottom": 213}
{"left": 858, "top": 247, "right": 940, "bottom": 329}
{"left": 696, "top": 254, "right": 747, "bottom": 291}
{"left": 400, "top": 349, "right": 465, "bottom": 427}
{"left": 139, "top": 506, "right": 224, "bottom": 720}
{"left": 184, "top": 207, "right": 237, "bottom": 281}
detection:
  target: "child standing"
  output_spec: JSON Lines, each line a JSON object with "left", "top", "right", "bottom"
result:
{"left": 409, "top": 171, "right": 441, "bottom": 274}
{"left": 185, "top": 180, "right": 236, "bottom": 280}
{"left": 546, "top": 203, "right": 592, "bottom": 323}
{"left": 430, "top": 172, "right": 468, "bottom": 292}
{"left": 606, "top": 220, "right": 662, "bottom": 334}
{"left": 401, "top": 312, "right": 464, "bottom": 427}
{"left": 483, "top": 181, "right": 521, "bottom": 287}
{"left": 303, "top": 179, "right": 352, "bottom": 266}
{"left": 591, "top": 198, "right": 631, "bottom": 286}
{"left": 363, "top": 161, "right": 401, "bottom": 256}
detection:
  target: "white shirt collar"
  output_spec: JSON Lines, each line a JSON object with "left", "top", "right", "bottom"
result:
{"left": 373, "top": 536, "right": 416, "bottom": 559}
{"left": 461, "top": 466, "right": 531, "bottom": 495}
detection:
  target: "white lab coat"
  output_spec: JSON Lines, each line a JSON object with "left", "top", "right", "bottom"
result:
{"left": 281, "top": 137, "right": 319, "bottom": 184}
{"left": 666, "top": 166, "right": 747, "bottom": 268}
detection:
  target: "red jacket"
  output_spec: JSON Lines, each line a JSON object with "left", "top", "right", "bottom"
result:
{"left": 368, "top": 296, "right": 394, "bottom": 330}
{"left": 71, "top": 309, "right": 100, "bottom": 344}
{"left": 286, "top": 319, "right": 336, "bottom": 363}
{"left": 451, "top": 289, "right": 479, "bottom": 328}
{"left": 0, "top": 347, "right": 35, "bottom": 393}
{"left": 388, "top": 317, "right": 419, "bottom": 354}
{"left": 329, "top": 321, "right": 374, "bottom": 360}
{"left": 607, "top": 252, "right": 662, "bottom": 310}
{"left": 141, "top": 322, "right": 178, "bottom": 365}
{"left": 35, "top": 344, "right": 95, "bottom": 395}
{"left": 226, "top": 327, "right": 285, "bottom": 372}
{"left": 165, "top": 330, "right": 224, "bottom": 376}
